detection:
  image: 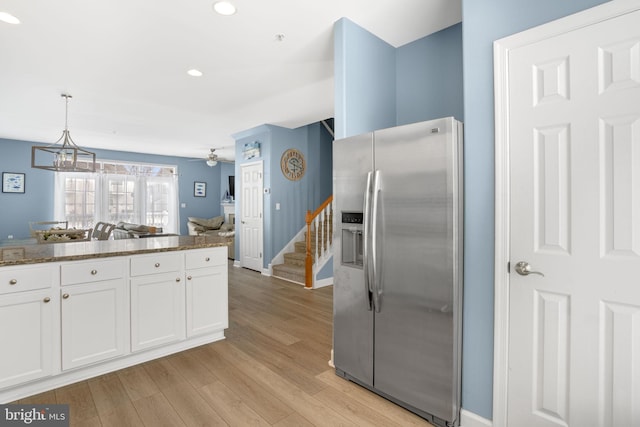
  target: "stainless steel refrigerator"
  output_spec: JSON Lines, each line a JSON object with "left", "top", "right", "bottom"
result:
{"left": 333, "top": 117, "right": 463, "bottom": 427}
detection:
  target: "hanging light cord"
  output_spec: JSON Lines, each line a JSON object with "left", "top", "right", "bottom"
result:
{"left": 62, "top": 94, "right": 71, "bottom": 133}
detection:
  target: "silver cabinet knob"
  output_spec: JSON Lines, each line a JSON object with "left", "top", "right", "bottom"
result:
{"left": 187, "top": 276, "right": 192, "bottom": 281}
{"left": 155, "top": 263, "right": 161, "bottom": 268}
{"left": 43, "top": 297, "right": 51, "bottom": 303}
{"left": 62, "top": 293, "right": 70, "bottom": 299}
{"left": 514, "top": 261, "right": 544, "bottom": 277}
{"left": 91, "top": 269, "right": 98, "bottom": 275}
{"left": 9, "top": 279, "right": 17, "bottom": 285}
{"left": 176, "top": 277, "right": 181, "bottom": 283}
{"left": 205, "top": 257, "right": 210, "bottom": 262}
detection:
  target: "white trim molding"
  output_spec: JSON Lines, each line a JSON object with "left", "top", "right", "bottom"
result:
{"left": 461, "top": 409, "right": 492, "bottom": 427}
{"left": 492, "top": 1, "right": 640, "bottom": 426}
{"left": 313, "top": 277, "right": 333, "bottom": 289}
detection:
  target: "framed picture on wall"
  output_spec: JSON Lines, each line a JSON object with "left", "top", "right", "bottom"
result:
{"left": 194, "top": 181, "right": 206, "bottom": 197}
{"left": 2, "top": 172, "right": 25, "bottom": 193}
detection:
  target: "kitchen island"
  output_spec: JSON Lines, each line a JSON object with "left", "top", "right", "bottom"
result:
{"left": 0, "top": 235, "right": 231, "bottom": 402}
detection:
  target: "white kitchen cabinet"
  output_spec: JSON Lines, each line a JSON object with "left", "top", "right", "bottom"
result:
{"left": 0, "top": 289, "right": 55, "bottom": 389}
{"left": 130, "top": 253, "right": 185, "bottom": 352}
{"left": 0, "top": 243, "right": 228, "bottom": 402}
{"left": 185, "top": 247, "right": 228, "bottom": 337}
{"left": 60, "top": 258, "right": 127, "bottom": 371}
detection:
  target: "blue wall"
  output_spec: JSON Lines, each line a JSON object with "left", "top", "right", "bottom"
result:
{"left": 307, "top": 122, "right": 333, "bottom": 204}
{"left": 0, "top": 138, "right": 223, "bottom": 239}
{"left": 461, "top": 0, "right": 610, "bottom": 419}
{"left": 334, "top": 18, "right": 397, "bottom": 139}
{"left": 397, "top": 23, "right": 464, "bottom": 125}
{"left": 233, "top": 122, "right": 333, "bottom": 269}
{"left": 334, "top": 18, "right": 463, "bottom": 140}
{"left": 268, "top": 125, "right": 309, "bottom": 264}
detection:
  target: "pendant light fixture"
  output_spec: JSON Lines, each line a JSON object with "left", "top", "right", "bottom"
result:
{"left": 31, "top": 94, "right": 96, "bottom": 172}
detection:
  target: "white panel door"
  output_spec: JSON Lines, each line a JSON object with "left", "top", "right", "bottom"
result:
{"left": 508, "top": 9, "right": 640, "bottom": 427}
{"left": 240, "top": 162, "right": 263, "bottom": 272}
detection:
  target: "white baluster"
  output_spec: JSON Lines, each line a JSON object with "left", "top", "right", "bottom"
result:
{"left": 314, "top": 215, "right": 320, "bottom": 264}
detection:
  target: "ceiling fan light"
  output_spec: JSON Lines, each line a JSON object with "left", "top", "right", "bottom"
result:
{"left": 0, "top": 12, "right": 20, "bottom": 25}
{"left": 206, "top": 159, "right": 218, "bottom": 167}
{"left": 213, "top": 1, "right": 236, "bottom": 16}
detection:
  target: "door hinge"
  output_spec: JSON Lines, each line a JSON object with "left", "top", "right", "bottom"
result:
{"left": 260, "top": 252, "right": 262, "bottom": 258}
{"left": 507, "top": 261, "right": 510, "bottom": 273}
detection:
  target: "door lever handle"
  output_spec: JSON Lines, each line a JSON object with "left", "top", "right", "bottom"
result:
{"left": 514, "top": 261, "right": 544, "bottom": 277}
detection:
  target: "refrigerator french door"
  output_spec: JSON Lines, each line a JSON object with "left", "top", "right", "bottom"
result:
{"left": 333, "top": 117, "right": 463, "bottom": 427}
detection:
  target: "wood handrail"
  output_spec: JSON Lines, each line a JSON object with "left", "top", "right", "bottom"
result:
{"left": 307, "top": 195, "right": 333, "bottom": 222}
{"left": 305, "top": 195, "right": 333, "bottom": 288}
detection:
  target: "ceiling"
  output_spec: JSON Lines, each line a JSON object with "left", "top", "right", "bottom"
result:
{"left": 0, "top": 0, "right": 461, "bottom": 162}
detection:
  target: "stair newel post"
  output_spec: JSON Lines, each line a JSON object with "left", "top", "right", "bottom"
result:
{"left": 305, "top": 210, "right": 313, "bottom": 289}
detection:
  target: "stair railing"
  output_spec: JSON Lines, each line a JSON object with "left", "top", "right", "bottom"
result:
{"left": 305, "top": 195, "right": 333, "bottom": 288}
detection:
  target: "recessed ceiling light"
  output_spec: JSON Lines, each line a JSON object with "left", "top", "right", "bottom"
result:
{"left": 213, "top": 1, "right": 236, "bottom": 16}
{"left": 187, "top": 69, "right": 203, "bottom": 77}
{"left": 0, "top": 12, "right": 20, "bottom": 25}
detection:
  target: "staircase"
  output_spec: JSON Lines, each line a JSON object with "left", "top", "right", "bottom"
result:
{"left": 272, "top": 196, "right": 333, "bottom": 288}
{"left": 272, "top": 230, "right": 319, "bottom": 284}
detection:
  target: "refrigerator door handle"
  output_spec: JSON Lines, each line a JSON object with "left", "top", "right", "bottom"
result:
{"left": 371, "top": 169, "right": 382, "bottom": 313}
{"left": 363, "top": 171, "right": 373, "bottom": 310}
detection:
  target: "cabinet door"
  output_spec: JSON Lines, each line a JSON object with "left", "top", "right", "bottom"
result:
{"left": 131, "top": 272, "right": 185, "bottom": 352}
{"left": 0, "top": 290, "right": 54, "bottom": 388}
{"left": 61, "top": 279, "right": 127, "bottom": 370}
{"left": 186, "top": 265, "right": 228, "bottom": 337}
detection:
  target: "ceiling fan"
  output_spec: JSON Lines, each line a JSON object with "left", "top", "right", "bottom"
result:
{"left": 192, "top": 148, "right": 234, "bottom": 167}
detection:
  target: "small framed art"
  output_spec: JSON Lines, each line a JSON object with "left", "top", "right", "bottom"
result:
{"left": 2, "top": 172, "right": 25, "bottom": 193}
{"left": 194, "top": 181, "right": 206, "bottom": 197}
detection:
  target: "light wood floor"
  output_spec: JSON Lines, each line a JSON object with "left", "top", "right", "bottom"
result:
{"left": 16, "top": 263, "right": 433, "bottom": 426}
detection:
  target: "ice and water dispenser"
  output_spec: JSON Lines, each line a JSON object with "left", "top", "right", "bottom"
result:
{"left": 340, "top": 211, "right": 363, "bottom": 268}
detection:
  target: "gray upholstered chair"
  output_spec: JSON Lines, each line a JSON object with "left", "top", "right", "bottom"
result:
{"left": 92, "top": 222, "right": 116, "bottom": 240}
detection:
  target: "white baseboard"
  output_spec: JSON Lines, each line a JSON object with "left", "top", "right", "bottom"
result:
{"left": 262, "top": 262, "right": 271, "bottom": 276}
{"left": 314, "top": 277, "right": 333, "bottom": 289}
{"left": 460, "top": 409, "right": 492, "bottom": 427}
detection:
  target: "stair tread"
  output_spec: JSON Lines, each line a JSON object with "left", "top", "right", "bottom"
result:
{"left": 272, "top": 263, "right": 306, "bottom": 285}
{"left": 272, "top": 263, "right": 304, "bottom": 273}
{"left": 284, "top": 251, "right": 306, "bottom": 260}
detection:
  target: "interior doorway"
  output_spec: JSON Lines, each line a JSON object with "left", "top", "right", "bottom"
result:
{"left": 239, "top": 161, "right": 264, "bottom": 272}
{"left": 494, "top": 2, "right": 640, "bottom": 426}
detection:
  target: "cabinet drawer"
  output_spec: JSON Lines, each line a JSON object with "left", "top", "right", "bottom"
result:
{"left": 0, "top": 265, "right": 54, "bottom": 295}
{"left": 130, "top": 252, "right": 182, "bottom": 276}
{"left": 185, "top": 247, "right": 226, "bottom": 270}
{"left": 61, "top": 258, "right": 126, "bottom": 286}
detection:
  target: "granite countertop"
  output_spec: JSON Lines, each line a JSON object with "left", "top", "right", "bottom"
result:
{"left": 0, "top": 235, "right": 232, "bottom": 267}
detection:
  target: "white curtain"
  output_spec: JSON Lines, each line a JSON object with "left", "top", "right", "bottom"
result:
{"left": 54, "top": 161, "right": 179, "bottom": 233}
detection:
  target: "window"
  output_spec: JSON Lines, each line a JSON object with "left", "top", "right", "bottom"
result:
{"left": 62, "top": 175, "right": 97, "bottom": 228}
{"left": 54, "top": 160, "right": 179, "bottom": 233}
